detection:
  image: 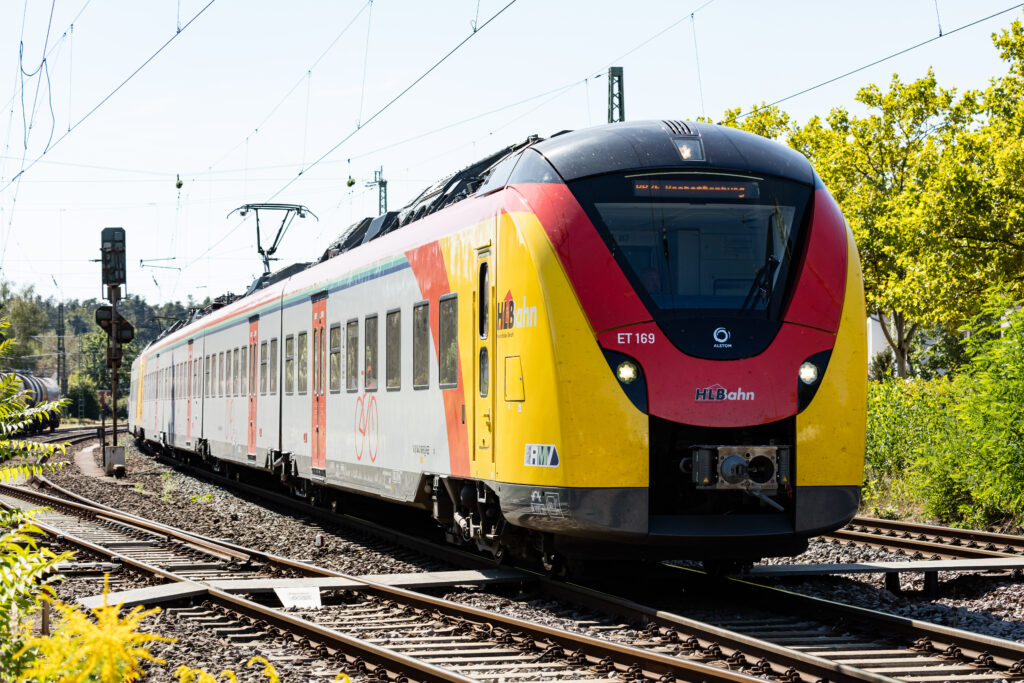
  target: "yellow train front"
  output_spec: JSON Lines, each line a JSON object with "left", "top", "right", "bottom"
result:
{"left": 458, "top": 120, "right": 866, "bottom": 568}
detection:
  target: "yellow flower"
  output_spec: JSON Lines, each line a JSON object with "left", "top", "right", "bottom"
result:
{"left": 15, "top": 575, "right": 175, "bottom": 682}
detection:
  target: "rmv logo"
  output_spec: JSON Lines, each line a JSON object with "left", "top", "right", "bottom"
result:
{"left": 695, "top": 383, "right": 755, "bottom": 401}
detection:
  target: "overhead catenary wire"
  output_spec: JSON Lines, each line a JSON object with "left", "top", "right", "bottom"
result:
{"left": 202, "top": 1, "right": 372, "bottom": 174}
{"left": 186, "top": 0, "right": 721, "bottom": 272}
{"left": 739, "top": 2, "right": 1024, "bottom": 119}
{"left": 357, "top": 0, "right": 374, "bottom": 128}
{"left": 0, "top": 0, "right": 218, "bottom": 196}
{"left": 184, "top": 1, "right": 522, "bottom": 273}
{"left": 262, "top": 0, "right": 521, "bottom": 204}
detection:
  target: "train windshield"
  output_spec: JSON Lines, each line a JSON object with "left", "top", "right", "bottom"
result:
{"left": 569, "top": 172, "right": 813, "bottom": 316}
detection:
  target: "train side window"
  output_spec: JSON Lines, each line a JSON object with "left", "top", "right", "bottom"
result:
{"left": 219, "top": 351, "right": 225, "bottom": 397}
{"left": 205, "top": 355, "right": 211, "bottom": 398}
{"left": 439, "top": 294, "right": 458, "bottom": 389}
{"left": 233, "top": 348, "right": 241, "bottom": 396}
{"left": 386, "top": 309, "right": 400, "bottom": 390}
{"left": 297, "top": 331, "right": 308, "bottom": 394}
{"left": 240, "top": 346, "right": 248, "bottom": 396}
{"left": 479, "top": 261, "right": 488, "bottom": 339}
{"left": 364, "top": 316, "right": 377, "bottom": 391}
{"left": 413, "top": 302, "right": 429, "bottom": 389}
{"left": 226, "top": 352, "right": 232, "bottom": 396}
{"left": 479, "top": 347, "right": 489, "bottom": 397}
{"left": 329, "top": 324, "right": 341, "bottom": 393}
{"left": 285, "top": 335, "right": 295, "bottom": 395}
{"left": 346, "top": 320, "right": 358, "bottom": 392}
{"left": 260, "top": 342, "right": 268, "bottom": 395}
{"left": 270, "top": 338, "right": 279, "bottom": 395}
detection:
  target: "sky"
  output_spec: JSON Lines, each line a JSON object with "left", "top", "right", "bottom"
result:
{"left": 0, "top": 0, "right": 1020, "bottom": 306}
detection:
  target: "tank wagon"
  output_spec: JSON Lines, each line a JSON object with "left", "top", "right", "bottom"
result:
{"left": 9, "top": 371, "right": 61, "bottom": 432}
{"left": 130, "top": 120, "right": 866, "bottom": 570}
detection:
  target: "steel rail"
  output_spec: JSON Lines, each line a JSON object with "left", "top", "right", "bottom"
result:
{"left": 844, "top": 517, "right": 1024, "bottom": 556}
{"left": 6, "top": 482, "right": 764, "bottom": 683}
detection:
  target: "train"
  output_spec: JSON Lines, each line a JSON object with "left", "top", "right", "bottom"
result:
{"left": 129, "top": 120, "right": 866, "bottom": 571}
{"left": 8, "top": 371, "right": 62, "bottom": 432}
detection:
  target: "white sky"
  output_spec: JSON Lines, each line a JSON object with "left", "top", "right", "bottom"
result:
{"left": 0, "top": 0, "right": 1018, "bottom": 305}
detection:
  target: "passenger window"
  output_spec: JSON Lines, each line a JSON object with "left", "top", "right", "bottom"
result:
{"left": 329, "top": 324, "right": 341, "bottom": 393}
{"left": 386, "top": 309, "right": 400, "bottom": 390}
{"left": 219, "top": 351, "right": 225, "bottom": 396}
{"left": 269, "top": 338, "right": 279, "bottom": 395}
{"left": 364, "top": 316, "right": 378, "bottom": 391}
{"left": 413, "top": 302, "right": 429, "bottom": 389}
{"left": 479, "top": 347, "right": 489, "bottom": 397}
{"left": 285, "top": 335, "right": 295, "bottom": 395}
{"left": 233, "top": 348, "right": 240, "bottom": 396}
{"left": 260, "top": 342, "right": 268, "bottom": 396}
{"left": 479, "top": 261, "right": 488, "bottom": 339}
{"left": 204, "top": 356, "right": 210, "bottom": 397}
{"left": 241, "top": 346, "right": 248, "bottom": 396}
{"left": 297, "top": 331, "right": 308, "bottom": 394}
{"left": 439, "top": 294, "right": 458, "bottom": 388}
{"left": 346, "top": 321, "right": 358, "bottom": 392}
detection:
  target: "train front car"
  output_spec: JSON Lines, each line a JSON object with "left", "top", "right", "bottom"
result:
{"left": 490, "top": 120, "right": 865, "bottom": 566}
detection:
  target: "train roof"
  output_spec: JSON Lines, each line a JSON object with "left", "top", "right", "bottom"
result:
{"left": 532, "top": 120, "right": 814, "bottom": 186}
{"left": 147, "top": 121, "right": 811, "bottom": 349}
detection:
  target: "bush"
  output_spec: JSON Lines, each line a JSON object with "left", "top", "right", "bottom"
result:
{"left": 865, "top": 291, "right": 1024, "bottom": 528}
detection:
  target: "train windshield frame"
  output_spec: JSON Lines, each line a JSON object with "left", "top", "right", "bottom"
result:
{"left": 568, "top": 171, "right": 813, "bottom": 321}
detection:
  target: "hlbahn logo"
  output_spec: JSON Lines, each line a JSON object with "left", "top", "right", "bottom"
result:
{"left": 497, "top": 291, "right": 537, "bottom": 331}
{"left": 695, "top": 384, "right": 755, "bottom": 401}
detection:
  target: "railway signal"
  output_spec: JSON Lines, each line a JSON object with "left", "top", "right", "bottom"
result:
{"left": 95, "top": 306, "right": 135, "bottom": 344}
{"left": 97, "top": 228, "right": 128, "bottom": 476}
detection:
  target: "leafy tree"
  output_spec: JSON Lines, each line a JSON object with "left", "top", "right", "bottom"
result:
{"left": 0, "top": 283, "right": 54, "bottom": 374}
{"left": 790, "top": 71, "right": 980, "bottom": 377}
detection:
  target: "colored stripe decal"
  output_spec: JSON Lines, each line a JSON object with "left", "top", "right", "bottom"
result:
{"left": 405, "top": 242, "right": 469, "bottom": 477}
{"left": 145, "top": 256, "right": 410, "bottom": 356}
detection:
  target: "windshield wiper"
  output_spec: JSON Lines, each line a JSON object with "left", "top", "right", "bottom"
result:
{"left": 741, "top": 255, "right": 779, "bottom": 311}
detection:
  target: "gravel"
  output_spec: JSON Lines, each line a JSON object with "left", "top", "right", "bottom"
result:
{"left": 47, "top": 439, "right": 442, "bottom": 576}
{"left": 31, "top": 434, "right": 1024, "bottom": 678}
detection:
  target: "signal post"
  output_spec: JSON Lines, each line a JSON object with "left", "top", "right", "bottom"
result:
{"left": 97, "top": 228, "right": 134, "bottom": 476}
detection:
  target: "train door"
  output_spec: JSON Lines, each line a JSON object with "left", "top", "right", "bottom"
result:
{"left": 311, "top": 293, "right": 327, "bottom": 478}
{"left": 153, "top": 355, "right": 160, "bottom": 434}
{"left": 193, "top": 337, "right": 204, "bottom": 442}
{"left": 186, "top": 341, "right": 193, "bottom": 446}
{"left": 474, "top": 248, "right": 495, "bottom": 471}
{"left": 248, "top": 317, "right": 259, "bottom": 461}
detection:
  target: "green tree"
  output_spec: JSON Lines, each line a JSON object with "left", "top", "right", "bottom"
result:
{"left": 0, "top": 283, "right": 54, "bottom": 374}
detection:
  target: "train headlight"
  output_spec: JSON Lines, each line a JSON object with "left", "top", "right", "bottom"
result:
{"left": 798, "top": 361, "right": 819, "bottom": 385}
{"left": 616, "top": 360, "right": 639, "bottom": 384}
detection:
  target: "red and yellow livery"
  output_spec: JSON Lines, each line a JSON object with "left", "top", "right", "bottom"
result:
{"left": 130, "top": 120, "right": 865, "bottom": 570}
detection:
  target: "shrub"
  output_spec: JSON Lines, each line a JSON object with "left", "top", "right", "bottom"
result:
{"left": 865, "top": 291, "right": 1024, "bottom": 528}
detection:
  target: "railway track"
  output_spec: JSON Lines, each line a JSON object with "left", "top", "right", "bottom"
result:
{"left": 2, "top": 481, "right": 767, "bottom": 682}
{"left": 826, "top": 517, "right": 1024, "bottom": 560}
{"left": 18, "top": 459, "right": 1024, "bottom": 682}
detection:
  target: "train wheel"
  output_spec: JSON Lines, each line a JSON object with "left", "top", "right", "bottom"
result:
{"left": 541, "top": 552, "right": 568, "bottom": 578}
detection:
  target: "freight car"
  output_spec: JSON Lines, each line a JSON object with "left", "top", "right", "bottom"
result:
{"left": 130, "top": 120, "right": 866, "bottom": 571}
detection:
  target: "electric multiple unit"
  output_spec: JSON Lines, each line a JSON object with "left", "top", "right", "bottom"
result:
{"left": 129, "top": 120, "right": 866, "bottom": 569}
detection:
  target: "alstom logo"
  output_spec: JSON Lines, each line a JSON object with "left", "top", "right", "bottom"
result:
{"left": 695, "top": 384, "right": 755, "bottom": 402}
